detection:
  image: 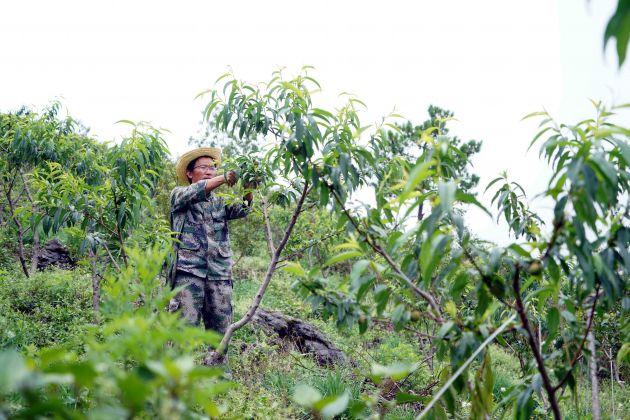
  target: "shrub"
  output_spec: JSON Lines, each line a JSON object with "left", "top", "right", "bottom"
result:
{"left": 0, "top": 268, "right": 92, "bottom": 349}
{"left": 0, "top": 248, "right": 231, "bottom": 418}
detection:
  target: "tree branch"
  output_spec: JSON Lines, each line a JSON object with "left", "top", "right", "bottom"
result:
{"left": 3, "top": 174, "right": 29, "bottom": 277}
{"left": 261, "top": 195, "right": 275, "bottom": 258}
{"left": 512, "top": 265, "right": 561, "bottom": 419}
{"left": 541, "top": 220, "right": 563, "bottom": 262}
{"left": 20, "top": 171, "right": 40, "bottom": 273}
{"left": 553, "top": 284, "right": 601, "bottom": 392}
{"left": 215, "top": 181, "right": 310, "bottom": 355}
{"left": 101, "top": 241, "right": 122, "bottom": 272}
{"left": 461, "top": 246, "right": 515, "bottom": 310}
{"left": 328, "top": 186, "right": 443, "bottom": 321}
{"left": 277, "top": 229, "right": 343, "bottom": 263}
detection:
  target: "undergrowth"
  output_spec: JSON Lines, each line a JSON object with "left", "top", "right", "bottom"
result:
{"left": 1, "top": 255, "right": 628, "bottom": 418}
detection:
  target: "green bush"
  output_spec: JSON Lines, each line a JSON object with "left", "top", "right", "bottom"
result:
{"left": 0, "top": 268, "right": 92, "bottom": 349}
{"left": 0, "top": 248, "right": 231, "bottom": 418}
{"left": 0, "top": 229, "right": 18, "bottom": 271}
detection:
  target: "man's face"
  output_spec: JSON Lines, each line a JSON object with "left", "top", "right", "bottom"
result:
{"left": 187, "top": 156, "right": 217, "bottom": 184}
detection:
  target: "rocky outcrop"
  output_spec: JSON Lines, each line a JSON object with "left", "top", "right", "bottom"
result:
{"left": 36, "top": 239, "right": 75, "bottom": 271}
{"left": 251, "top": 308, "right": 348, "bottom": 366}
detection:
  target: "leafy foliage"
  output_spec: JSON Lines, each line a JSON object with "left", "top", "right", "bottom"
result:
{"left": 0, "top": 268, "right": 92, "bottom": 349}
{"left": 0, "top": 248, "right": 230, "bottom": 419}
{"left": 604, "top": 0, "right": 630, "bottom": 66}
{"left": 0, "top": 69, "right": 627, "bottom": 419}
{"left": 204, "top": 70, "right": 629, "bottom": 418}
{"left": 30, "top": 121, "right": 172, "bottom": 265}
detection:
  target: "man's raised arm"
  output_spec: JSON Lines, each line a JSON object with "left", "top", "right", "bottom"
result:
{"left": 170, "top": 172, "right": 237, "bottom": 212}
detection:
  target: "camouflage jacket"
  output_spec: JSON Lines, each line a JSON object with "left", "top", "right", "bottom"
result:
{"left": 168, "top": 180, "right": 251, "bottom": 284}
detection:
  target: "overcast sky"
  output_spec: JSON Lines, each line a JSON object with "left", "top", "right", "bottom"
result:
{"left": 2, "top": 0, "right": 628, "bottom": 244}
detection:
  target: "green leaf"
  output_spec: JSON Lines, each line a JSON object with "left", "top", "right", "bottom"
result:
{"left": 617, "top": 343, "right": 630, "bottom": 366}
{"left": 350, "top": 260, "right": 370, "bottom": 283}
{"left": 315, "top": 391, "right": 350, "bottom": 418}
{"left": 485, "top": 175, "right": 505, "bottom": 193}
{"left": 319, "top": 183, "right": 329, "bottom": 206}
{"left": 395, "top": 392, "right": 425, "bottom": 403}
{"left": 292, "top": 384, "right": 322, "bottom": 408}
{"left": 546, "top": 307, "right": 560, "bottom": 342}
{"left": 438, "top": 181, "right": 456, "bottom": 213}
{"left": 437, "top": 321, "right": 455, "bottom": 339}
{"left": 117, "top": 372, "right": 151, "bottom": 411}
{"left": 0, "top": 350, "right": 29, "bottom": 394}
{"left": 612, "top": 137, "right": 630, "bottom": 165}
{"left": 515, "top": 387, "right": 535, "bottom": 420}
{"left": 420, "top": 233, "right": 451, "bottom": 287}
{"left": 324, "top": 250, "right": 363, "bottom": 267}
{"left": 371, "top": 362, "right": 419, "bottom": 383}
{"left": 589, "top": 155, "right": 618, "bottom": 187}
{"left": 508, "top": 244, "right": 532, "bottom": 258}
{"left": 115, "top": 119, "right": 136, "bottom": 126}
{"left": 404, "top": 160, "right": 432, "bottom": 194}
{"left": 429, "top": 403, "right": 448, "bottom": 420}
{"left": 282, "top": 262, "right": 307, "bottom": 278}
{"left": 374, "top": 285, "right": 390, "bottom": 315}
{"left": 604, "top": 0, "right": 630, "bottom": 66}
{"left": 456, "top": 190, "right": 492, "bottom": 217}
{"left": 561, "top": 309, "right": 576, "bottom": 323}
{"left": 450, "top": 271, "right": 469, "bottom": 298}
{"left": 521, "top": 111, "right": 548, "bottom": 121}
{"left": 391, "top": 304, "right": 410, "bottom": 331}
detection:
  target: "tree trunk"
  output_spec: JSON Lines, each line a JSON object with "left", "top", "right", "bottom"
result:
{"left": 587, "top": 329, "right": 600, "bottom": 420}
{"left": 20, "top": 174, "right": 40, "bottom": 273}
{"left": 261, "top": 196, "right": 275, "bottom": 258}
{"left": 89, "top": 248, "right": 100, "bottom": 317}
{"left": 30, "top": 228, "right": 40, "bottom": 273}
{"left": 3, "top": 177, "right": 29, "bottom": 277}
{"left": 212, "top": 183, "right": 309, "bottom": 357}
{"left": 512, "top": 267, "right": 562, "bottom": 419}
{"left": 417, "top": 201, "right": 424, "bottom": 221}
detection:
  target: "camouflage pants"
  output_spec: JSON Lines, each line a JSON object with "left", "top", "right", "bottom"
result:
{"left": 169, "top": 271, "right": 233, "bottom": 334}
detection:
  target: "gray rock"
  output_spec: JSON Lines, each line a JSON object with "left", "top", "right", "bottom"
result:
{"left": 252, "top": 308, "right": 348, "bottom": 366}
{"left": 36, "top": 239, "right": 75, "bottom": 271}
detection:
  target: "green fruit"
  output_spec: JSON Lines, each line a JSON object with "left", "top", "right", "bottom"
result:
{"left": 527, "top": 260, "right": 543, "bottom": 276}
{"left": 287, "top": 140, "right": 302, "bottom": 155}
{"left": 410, "top": 310, "right": 421, "bottom": 322}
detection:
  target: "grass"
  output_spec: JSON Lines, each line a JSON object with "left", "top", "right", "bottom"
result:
{"left": 2, "top": 256, "right": 627, "bottom": 418}
{"left": 226, "top": 260, "right": 441, "bottom": 418}
{"left": 225, "top": 257, "right": 630, "bottom": 418}
{"left": 0, "top": 267, "right": 93, "bottom": 350}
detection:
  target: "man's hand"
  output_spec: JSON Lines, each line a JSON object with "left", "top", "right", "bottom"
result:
{"left": 243, "top": 181, "right": 258, "bottom": 190}
{"left": 224, "top": 170, "right": 238, "bottom": 187}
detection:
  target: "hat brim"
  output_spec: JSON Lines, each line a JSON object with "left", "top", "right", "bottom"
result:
{"left": 175, "top": 147, "right": 222, "bottom": 185}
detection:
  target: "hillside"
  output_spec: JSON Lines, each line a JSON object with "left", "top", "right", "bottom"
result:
{"left": 1, "top": 73, "right": 628, "bottom": 418}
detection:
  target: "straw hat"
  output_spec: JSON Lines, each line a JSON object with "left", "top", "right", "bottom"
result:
{"left": 175, "top": 147, "right": 222, "bottom": 185}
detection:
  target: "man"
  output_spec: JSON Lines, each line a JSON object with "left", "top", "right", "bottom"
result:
{"left": 168, "top": 147, "right": 253, "bottom": 365}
